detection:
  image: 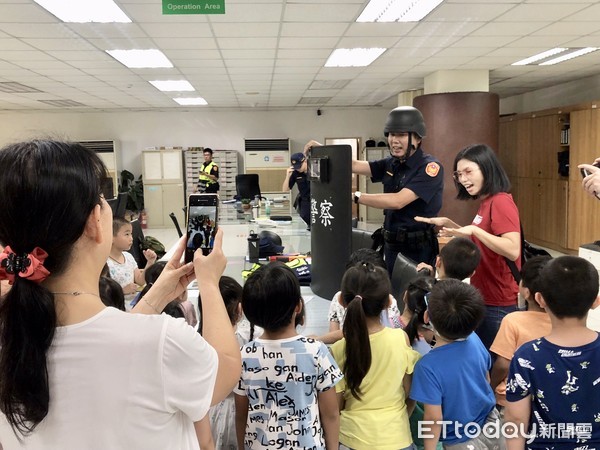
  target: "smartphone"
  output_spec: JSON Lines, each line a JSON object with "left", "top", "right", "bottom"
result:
{"left": 581, "top": 161, "right": 600, "bottom": 178}
{"left": 185, "top": 193, "right": 219, "bottom": 263}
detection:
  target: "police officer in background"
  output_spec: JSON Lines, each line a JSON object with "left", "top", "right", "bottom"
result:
{"left": 282, "top": 152, "right": 311, "bottom": 230}
{"left": 197, "top": 148, "right": 219, "bottom": 193}
{"left": 305, "top": 106, "right": 443, "bottom": 274}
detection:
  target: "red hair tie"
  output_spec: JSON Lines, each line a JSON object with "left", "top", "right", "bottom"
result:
{"left": 0, "top": 246, "right": 50, "bottom": 285}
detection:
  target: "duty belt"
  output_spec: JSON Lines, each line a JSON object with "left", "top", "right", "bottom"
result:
{"left": 383, "top": 228, "right": 434, "bottom": 244}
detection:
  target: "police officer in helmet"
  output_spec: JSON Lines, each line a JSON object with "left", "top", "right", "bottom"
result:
{"left": 306, "top": 106, "right": 443, "bottom": 274}
{"left": 368, "top": 106, "right": 443, "bottom": 273}
{"left": 352, "top": 106, "right": 444, "bottom": 274}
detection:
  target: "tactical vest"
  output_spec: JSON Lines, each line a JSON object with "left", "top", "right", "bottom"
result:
{"left": 198, "top": 161, "right": 217, "bottom": 189}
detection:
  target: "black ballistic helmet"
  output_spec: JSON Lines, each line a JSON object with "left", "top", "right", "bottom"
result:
{"left": 383, "top": 106, "right": 426, "bottom": 138}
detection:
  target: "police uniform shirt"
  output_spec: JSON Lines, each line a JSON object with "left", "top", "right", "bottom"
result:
{"left": 368, "top": 148, "right": 443, "bottom": 232}
{"left": 288, "top": 170, "right": 310, "bottom": 199}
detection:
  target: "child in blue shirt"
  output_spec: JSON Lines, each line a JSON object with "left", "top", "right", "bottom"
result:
{"left": 234, "top": 262, "right": 343, "bottom": 450}
{"left": 505, "top": 256, "right": 600, "bottom": 449}
{"left": 410, "top": 279, "right": 504, "bottom": 449}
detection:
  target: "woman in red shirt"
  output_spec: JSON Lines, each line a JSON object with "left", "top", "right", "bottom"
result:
{"left": 416, "top": 143, "right": 521, "bottom": 349}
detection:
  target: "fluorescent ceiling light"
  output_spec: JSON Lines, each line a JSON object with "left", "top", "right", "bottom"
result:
{"left": 511, "top": 48, "right": 567, "bottom": 66}
{"left": 357, "top": 0, "right": 444, "bottom": 23}
{"left": 106, "top": 49, "right": 173, "bottom": 68}
{"left": 325, "top": 48, "right": 386, "bottom": 67}
{"left": 149, "top": 80, "right": 194, "bottom": 92}
{"left": 540, "top": 47, "right": 599, "bottom": 66}
{"left": 174, "top": 97, "right": 208, "bottom": 106}
{"left": 33, "top": 0, "right": 131, "bottom": 23}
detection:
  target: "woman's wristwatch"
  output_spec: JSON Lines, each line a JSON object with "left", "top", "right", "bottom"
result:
{"left": 353, "top": 191, "right": 362, "bottom": 204}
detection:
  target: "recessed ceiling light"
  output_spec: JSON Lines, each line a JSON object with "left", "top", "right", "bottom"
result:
{"left": 149, "top": 80, "right": 194, "bottom": 92}
{"left": 511, "top": 48, "right": 568, "bottom": 66}
{"left": 174, "top": 97, "right": 208, "bottom": 106}
{"left": 357, "top": 0, "right": 443, "bottom": 23}
{"left": 325, "top": 48, "right": 386, "bottom": 67}
{"left": 33, "top": 0, "right": 131, "bottom": 23}
{"left": 540, "top": 47, "right": 599, "bottom": 66}
{"left": 106, "top": 49, "right": 173, "bottom": 69}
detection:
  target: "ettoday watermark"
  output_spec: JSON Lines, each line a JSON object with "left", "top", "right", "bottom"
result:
{"left": 418, "top": 420, "right": 593, "bottom": 444}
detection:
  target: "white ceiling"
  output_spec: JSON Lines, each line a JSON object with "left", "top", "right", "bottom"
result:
{"left": 1, "top": 0, "right": 600, "bottom": 112}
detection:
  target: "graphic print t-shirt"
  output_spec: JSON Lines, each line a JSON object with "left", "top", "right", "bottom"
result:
{"left": 234, "top": 335, "right": 343, "bottom": 450}
{"left": 506, "top": 334, "right": 600, "bottom": 449}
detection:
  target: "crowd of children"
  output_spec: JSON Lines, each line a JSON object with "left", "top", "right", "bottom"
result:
{"left": 95, "top": 213, "right": 600, "bottom": 450}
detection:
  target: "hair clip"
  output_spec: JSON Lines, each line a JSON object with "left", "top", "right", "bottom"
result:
{"left": 0, "top": 246, "right": 50, "bottom": 285}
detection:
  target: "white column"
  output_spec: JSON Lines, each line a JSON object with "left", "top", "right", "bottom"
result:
{"left": 424, "top": 70, "right": 489, "bottom": 94}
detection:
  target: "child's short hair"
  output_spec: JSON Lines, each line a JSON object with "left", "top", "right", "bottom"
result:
{"left": 520, "top": 255, "right": 552, "bottom": 298}
{"left": 439, "top": 237, "right": 481, "bottom": 280}
{"left": 242, "top": 262, "right": 301, "bottom": 332}
{"left": 112, "top": 216, "right": 130, "bottom": 236}
{"left": 538, "top": 256, "right": 599, "bottom": 319}
{"left": 163, "top": 301, "right": 186, "bottom": 319}
{"left": 137, "top": 261, "right": 166, "bottom": 301}
{"left": 345, "top": 248, "right": 386, "bottom": 271}
{"left": 428, "top": 279, "right": 485, "bottom": 340}
{"left": 99, "top": 276, "right": 126, "bottom": 311}
{"left": 218, "top": 276, "right": 243, "bottom": 325}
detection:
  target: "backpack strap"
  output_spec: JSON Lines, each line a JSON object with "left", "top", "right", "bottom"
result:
{"left": 489, "top": 197, "right": 522, "bottom": 284}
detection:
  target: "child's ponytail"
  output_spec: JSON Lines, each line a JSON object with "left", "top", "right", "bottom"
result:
{"left": 341, "top": 263, "right": 391, "bottom": 400}
{"left": 343, "top": 295, "right": 370, "bottom": 400}
{"left": 403, "top": 277, "right": 435, "bottom": 345}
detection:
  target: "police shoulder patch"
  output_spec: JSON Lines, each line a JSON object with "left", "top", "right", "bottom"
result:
{"left": 425, "top": 162, "right": 440, "bottom": 177}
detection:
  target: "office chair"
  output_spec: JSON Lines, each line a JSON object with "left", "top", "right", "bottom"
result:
{"left": 390, "top": 253, "right": 420, "bottom": 303}
{"left": 130, "top": 219, "right": 147, "bottom": 269}
{"left": 169, "top": 212, "right": 183, "bottom": 238}
{"left": 235, "top": 174, "right": 262, "bottom": 200}
{"left": 351, "top": 228, "right": 374, "bottom": 253}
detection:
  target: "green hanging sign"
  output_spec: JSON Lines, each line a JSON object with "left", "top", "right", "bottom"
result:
{"left": 162, "top": 0, "right": 225, "bottom": 15}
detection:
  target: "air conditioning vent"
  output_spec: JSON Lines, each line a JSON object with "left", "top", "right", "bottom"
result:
{"left": 244, "top": 138, "right": 289, "bottom": 151}
{"left": 79, "top": 140, "right": 116, "bottom": 153}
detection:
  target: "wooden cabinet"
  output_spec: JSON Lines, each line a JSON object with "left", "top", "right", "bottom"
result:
{"left": 500, "top": 103, "right": 600, "bottom": 252}
{"left": 499, "top": 113, "right": 569, "bottom": 252}
{"left": 567, "top": 109, "right": 600, "bottom": 250}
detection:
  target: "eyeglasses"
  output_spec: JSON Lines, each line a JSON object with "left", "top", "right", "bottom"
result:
{"left": 452, "top": 167, "right": 480, "bottom": 182}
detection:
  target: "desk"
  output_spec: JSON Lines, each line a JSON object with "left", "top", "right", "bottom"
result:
{"left": 181, "top": 206, "right": 330, "bottom": 337}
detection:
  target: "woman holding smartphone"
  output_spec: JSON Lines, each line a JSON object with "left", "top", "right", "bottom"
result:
{"left": 0, "top": 140, "right": 240, "bottom": 449}
{"left": 416, "top": 143, "right": 521, "bottom": 350}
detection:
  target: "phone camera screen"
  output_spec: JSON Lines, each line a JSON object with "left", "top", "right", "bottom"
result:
{"left": 186, "top": 205, "right": 217, "bottom": 257}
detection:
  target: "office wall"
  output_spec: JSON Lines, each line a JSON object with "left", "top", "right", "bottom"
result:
{"left": 0, "top": 107, "right": 388, "bottom": 175}
{"left": 500, "top": 73, "right": 600, "bottom": 115}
